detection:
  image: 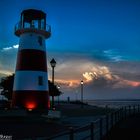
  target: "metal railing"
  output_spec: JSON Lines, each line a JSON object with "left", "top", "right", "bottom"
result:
{"left": 26, "top": 105, "right": 140, "bottom": 140}
{"left": 14, "top": 21, "right": 51, "bottom": 33}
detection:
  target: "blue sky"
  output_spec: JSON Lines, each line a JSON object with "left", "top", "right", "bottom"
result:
{"left": 1, "top": 0, "right": 140, "bottom": 59}
{"left": 0, "top": 0, "right": 140, "bottom": 99}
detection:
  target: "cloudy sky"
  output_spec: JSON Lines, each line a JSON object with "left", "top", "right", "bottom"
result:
{"left": 0, "top": 0, "right": 140, "bottom": 100}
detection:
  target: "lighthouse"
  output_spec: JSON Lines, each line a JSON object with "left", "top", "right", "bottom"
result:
{"left": 12, "top": 9, "right": 51, "bottom": 111}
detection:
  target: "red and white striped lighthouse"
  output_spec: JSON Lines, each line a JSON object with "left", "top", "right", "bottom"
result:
{"left": 12, "top": 9, "right": 51, "bottom": 110}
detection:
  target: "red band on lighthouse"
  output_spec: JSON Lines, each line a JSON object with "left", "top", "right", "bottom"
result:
{"left": 16, "top": 49, "right": 47, "bottom": 71}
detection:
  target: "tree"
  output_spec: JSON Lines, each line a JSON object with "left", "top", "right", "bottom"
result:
{"left": 0, "top": 74, "right": 14, "bottom": 100}
{"left": 48, "top": 80, "right": 61, "bottom": 96}
{"left": 0, "top": 74, "right": 61, "bottom": 100}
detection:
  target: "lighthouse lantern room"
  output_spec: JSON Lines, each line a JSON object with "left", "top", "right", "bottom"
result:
{"left": 12, "top": 9, "right": 51, "bottom": 111}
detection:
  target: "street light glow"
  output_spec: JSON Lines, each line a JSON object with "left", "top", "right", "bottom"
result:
{"left": 57, "top": 85, "right": 60, "bottom": 89}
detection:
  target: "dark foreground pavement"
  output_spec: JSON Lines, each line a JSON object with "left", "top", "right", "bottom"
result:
{"left": 103, "top": 114, "right": 140, "bottom": 140}
{"left": 0, "top": 103, "right": 114, "bottom": 140}
{"left": 0, "top": 116, "right": 69, "bottom": 140}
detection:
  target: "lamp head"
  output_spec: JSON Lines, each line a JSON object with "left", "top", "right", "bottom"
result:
{"left": 50, "top": 58, "right": 56, "bottom": 67}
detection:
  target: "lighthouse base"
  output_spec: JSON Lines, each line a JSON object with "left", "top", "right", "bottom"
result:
{"left": 12, "top": 91, "right": 49, "bottom": 111}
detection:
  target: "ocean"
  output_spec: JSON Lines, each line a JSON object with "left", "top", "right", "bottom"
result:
{"left": 86, "top": 99, "right": 140, "bottom": 108}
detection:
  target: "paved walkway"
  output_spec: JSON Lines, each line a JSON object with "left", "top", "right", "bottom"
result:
{"left": 0, "top": 103, "right": 111, "bottom": 140}
{"left": 103, "top": 114, "right": 140, "bottom": 140}
{"left": 0, "top": 103, "right": 101, "bottom": 139}
{"left": 62, "top": 116, "right": 101, "bottom": 127}
{"left": 0, "top": 116, "right": 69, "bottom": 140}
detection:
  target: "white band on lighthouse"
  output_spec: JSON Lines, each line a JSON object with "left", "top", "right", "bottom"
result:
{"left": 19, "top": 33, "right": 46, "bottom": 51}
{"left": 13, "top": 71, "right": 48, "bottom": 91}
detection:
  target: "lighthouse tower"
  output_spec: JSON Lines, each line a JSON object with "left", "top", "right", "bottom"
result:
{"left": 12, "top": 9, "right": 51, "bottom": 110}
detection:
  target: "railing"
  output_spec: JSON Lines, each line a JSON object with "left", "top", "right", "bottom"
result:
{"left": 14, "top": 21, "right": 51, "bottom": 33}
{"left": 26, "top": 105, "right": 140, "bottom": 140}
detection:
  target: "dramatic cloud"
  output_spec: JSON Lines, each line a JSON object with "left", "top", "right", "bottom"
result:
{"left": 47, "top": 52, "right": 140, "bottom": 100}
{"left": 82, "top": 65, "right": 140, "bottom": 89}
{"left": 83, "top": 72, "right": 97, "bottom": 81}
{"left": 0, "top": 48, "right": 139, "bottom": 99}
{"left": 83, "top": 65, "right": 112, "bottom": 82}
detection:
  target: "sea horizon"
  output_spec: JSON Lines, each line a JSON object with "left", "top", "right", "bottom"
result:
{"left": 86, "top": 99, "right": 140, "bottom": 108}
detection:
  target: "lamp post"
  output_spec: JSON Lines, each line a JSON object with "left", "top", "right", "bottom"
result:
{"left": 57, "top": 85, "right": 60, "bottom": 105}
{"left": 81, "top": 80, "right": 84, "bottom": 108}
{"left": 50, "top": 58, "right": 56, "bottom": 109}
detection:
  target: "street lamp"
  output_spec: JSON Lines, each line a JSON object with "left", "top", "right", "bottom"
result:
{"left": 81, "top": 80, "right": 84, "bottom": 108}
{"left": 57, "top": 85, "right": 60, "bottom": 105}
{"left": 50, "top": 58, "right": 56, "bottom": 109}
